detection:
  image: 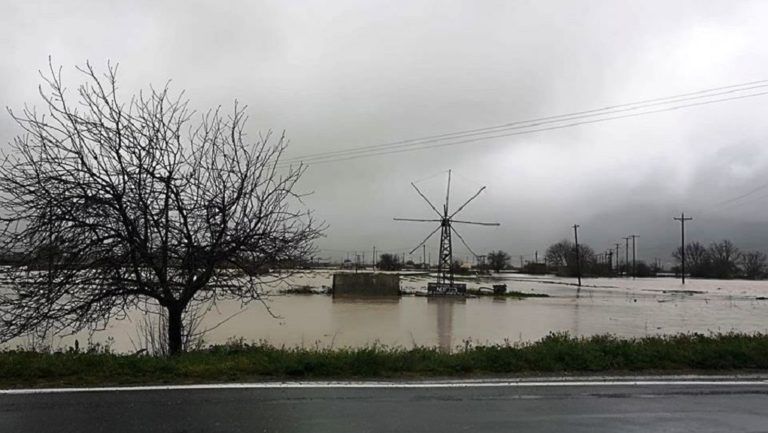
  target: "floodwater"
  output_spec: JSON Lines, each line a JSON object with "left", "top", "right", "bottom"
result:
{"left": 6, "top": 271, "right": 768, "bottom": 352}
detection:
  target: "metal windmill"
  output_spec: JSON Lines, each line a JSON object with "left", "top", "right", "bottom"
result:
{"left": 394, "top": 170, "right": 499, "bottom": 294}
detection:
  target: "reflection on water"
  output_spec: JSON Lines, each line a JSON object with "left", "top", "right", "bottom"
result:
{"left": 5, "top": 274, "right": 768, "bottom": 353}
{"left": 428, "top": 297, "right": 465, "bottom": 351}
{"left": 571, "top": 298, "right": 581, "bottom": 337}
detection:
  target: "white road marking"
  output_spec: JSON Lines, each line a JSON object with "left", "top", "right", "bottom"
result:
{"left": 2, "top": 378, "right": 767, "bottom": 394}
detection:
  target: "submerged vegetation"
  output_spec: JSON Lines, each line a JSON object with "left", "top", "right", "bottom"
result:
{"left": 2, "top": 333, "right": 768, "bottom": 387}
{"left": 467, "top": 289, "right": 549, "bottom": 298}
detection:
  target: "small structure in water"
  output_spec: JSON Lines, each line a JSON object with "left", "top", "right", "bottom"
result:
{"left": 332, "top": 272, "right": 400, "bottom": 297}
{"left": 427, "top": 282, "right": 467, "bottom": 296}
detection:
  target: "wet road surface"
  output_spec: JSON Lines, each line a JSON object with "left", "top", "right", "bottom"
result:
{"left": 1, "top": 379, "right": 767, "bottom": 432}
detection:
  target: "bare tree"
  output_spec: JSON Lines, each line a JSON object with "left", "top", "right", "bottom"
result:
{"left": 377, "top": 253, "right": 401, "bottom": 271}
{"left": 741, "top": 251, "right": 767, "bottom": 280}
{"left": 545, "top": 239, "right": 595, "bottom": 276}
{"left": 486, "top": 250, "right": 510, "bottom": 273}
{"left": 708, "top": 240, "right": 741, "bottom": 279}
{"left": 672, "top": 241, "right": 710, "bottom": 277}
{"left": 0, "top": 61, "right": 322, "bottom": 355}
{"left": 545, "top": 240, "right": 572, "bottom": 269}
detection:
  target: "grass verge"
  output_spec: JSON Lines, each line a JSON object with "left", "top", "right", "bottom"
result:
{"left": 2, "top": 333, "right": 768, "bottom": 388}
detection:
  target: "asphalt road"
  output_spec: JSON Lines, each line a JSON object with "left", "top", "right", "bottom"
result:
{"left": 1, "top": 380, "right": 767, "bottom": 432}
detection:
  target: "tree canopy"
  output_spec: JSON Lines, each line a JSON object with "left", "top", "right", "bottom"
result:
{"left": 486, "top": 250, "right": 510, "bottom": 272}
{"left": 0, "top": 61, "right": 322, "bottom": 354}
{"left": 673, "top": 240, "right": 764, "bottom": 280}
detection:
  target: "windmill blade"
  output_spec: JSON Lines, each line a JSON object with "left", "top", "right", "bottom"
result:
{"left": 449, "top": 186, "right": 487, "bottom": 219}
{"left": 409, "top": 224, "right": 442, "bottom": 254}
{"left": 394, "top": 218, "right": 442, "bottom": 222}
{"left": 411, "top": 183, "right": 443, "bottom": 218}
{"left": 452, "top": 220, "right": 500, "bottom": 226}
{"left": 445, "top": 169, "right": 452, "bottom": 214}
{"left": 450, "top": 226, "right": 478, "bottom": 258}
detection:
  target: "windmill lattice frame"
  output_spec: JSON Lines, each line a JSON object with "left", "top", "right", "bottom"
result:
{"left": 394, "top": 170, "right": 499, "bottom": 295}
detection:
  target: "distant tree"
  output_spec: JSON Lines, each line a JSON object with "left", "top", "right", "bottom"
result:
{"left": 545, "top": 239, "right": 595, "bottom": 277}
{"left": 741, "top": 251, "right": 767, "bottom": 280}
{"left": 377, "top": 254, "right": 401, "bottom": 271}
{"left": 522, "top": 261, "right": 548, "bottom": 275}
{"left": 672, "top": 241, "right": 710, "bottom": 278}
{"left": 634, "top": 261, "right": 655, "bottom": 278}
{"left": 0, "top": 62, "right": 322, "bottom": 355}
{"left": 487, "top": 250, "right": 510, "bottom": 273}
{"left": 450, "top": 259, "right": 468, "bottom": 274}
{"left": 578, "top": 245, "right": 597, "bottom": 275}
{"left": 708, "top": 240, "right": 741, "bottom": 279}
{"left": 545, "top": 240, "right": 572, "bottom": 269}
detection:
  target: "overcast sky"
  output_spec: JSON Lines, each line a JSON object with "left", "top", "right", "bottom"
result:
{"left": 3, "top": 0, "right": 768, "bottom": 264}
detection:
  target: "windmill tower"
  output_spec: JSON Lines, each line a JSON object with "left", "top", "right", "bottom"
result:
{"left": 394, "top": 170, "right": 499, "bottom": 295}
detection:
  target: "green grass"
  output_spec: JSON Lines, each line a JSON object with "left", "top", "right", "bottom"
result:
{"left": 2, "top": 333, "right": 768, "bottom": 388}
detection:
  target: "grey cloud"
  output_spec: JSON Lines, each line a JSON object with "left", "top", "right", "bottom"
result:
{"left": 2, "top": 0, "right": 768, "bottom": 262}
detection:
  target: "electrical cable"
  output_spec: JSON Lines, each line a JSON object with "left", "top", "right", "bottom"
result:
{"left": 276, "top": 83, "right": 768, "bottom": 167}
{"left": 277, "top": 90, "right": 768, "bottom": 167}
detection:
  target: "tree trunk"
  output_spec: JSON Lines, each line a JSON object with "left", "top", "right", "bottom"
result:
{"left": 167, "top": 304, "right": 183, "bottom": 356}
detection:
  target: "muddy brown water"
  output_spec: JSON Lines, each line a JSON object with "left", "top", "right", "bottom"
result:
{"left": 5, "top": 271, "right": 768, "bottom": 352}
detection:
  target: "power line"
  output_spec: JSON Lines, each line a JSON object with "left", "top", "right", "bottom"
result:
{"left": 704, "top": 181, "right": 768, "bottom": 212}
{"left": 277, "top": 87, "right": 768, "bottom": 167}
{"left": 282, "top": 80, "right": 768, "bottom": 164}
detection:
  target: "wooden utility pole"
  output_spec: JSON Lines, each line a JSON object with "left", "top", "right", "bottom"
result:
{"left": 614, "top": 243, "right": 620, "bottom": 276}
{"left": 630, "top": 235, "right": 639, "bottom": 278}
{"left": 422, "top": 244, "right": 426, "bottom": 270}
{"left": 573, "top": 224, "right": 582, "bottom": 287}
{"left": 673, "top": 213, "right": 693, "bottom": 284}
{"left": 372, "top": 246, "right": 376, "bottom": 271}
{"left": 623, "top": 237, "right": 630, "bottom": 277}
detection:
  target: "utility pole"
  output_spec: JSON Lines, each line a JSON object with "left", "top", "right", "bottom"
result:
{"left": 573, "top": 224, "right": 582, "bottom": 287}
{"left": 535, "top": 250, "right": 538, "bottom": 264}
{"left": 614, "top": 243, "right": 620, "bottom": 276}
{"left": 372, "top": 246, "right": 376, "bottom": 271}
{"left": 422, "top": 244, "right": 426, "bottom": 270}
{"left": 623, "top": 237, "right": 630, "bottom": 278}
{"left": 630, "top": 235, "right": 639, "bottom": 278}
{"left": 673, "top": 212, "right": 693, "bottom": 284}
{"left": 608, "top": 250, "right": 613, "bottom": 272}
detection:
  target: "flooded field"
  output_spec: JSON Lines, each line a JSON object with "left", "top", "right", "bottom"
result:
{"left": 5, "top": 271, "right": 768, "bottom": 353}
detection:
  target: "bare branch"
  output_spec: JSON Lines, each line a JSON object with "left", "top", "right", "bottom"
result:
{"left": 0, "top": 62, "right": 323, "bottom": 355}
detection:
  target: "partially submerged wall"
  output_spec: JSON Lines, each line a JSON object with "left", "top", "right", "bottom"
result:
{"left": 332, "top": 272, "right": 400, "bottom": 297}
